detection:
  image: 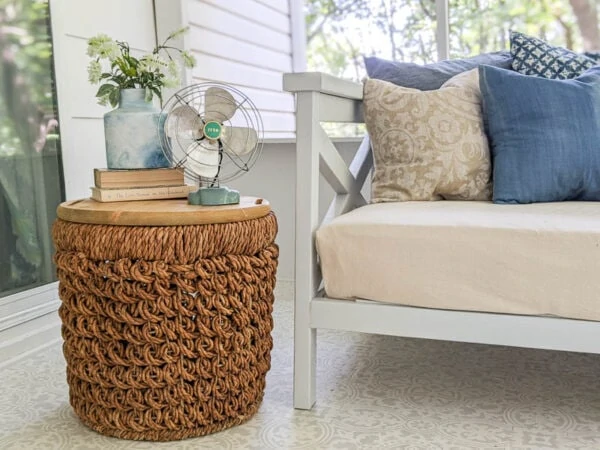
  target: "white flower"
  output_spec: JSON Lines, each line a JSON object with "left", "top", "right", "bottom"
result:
{"left": 163, "top": 77, "right": 179, "bottom": 88}
{"left": 139, "top": 54, "right": 167, "bottom": 72}
{"left": 167, "top": 26, "right": 189, "bottom": 41}
{"left": 167, "top": 60, "right": 179, "bottom": 78}
{"left": 100, "top": 42, "right": 121, "bottom": 61}
{"left": 180, "top": 51, "right": 196, "bottom": 69}
{"left": 87, "top": 34, "right": 120, "bottom": 61}
{"left": 87, "top": 60, "right": 102, "bottom": 84}
{"left": 86, "top": 34, "right": 111, "bottom": 56}
{"left": 86, "top": 28, "right": 196, "bottom": 109}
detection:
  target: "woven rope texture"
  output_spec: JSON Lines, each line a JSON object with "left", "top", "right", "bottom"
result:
{"left": 53, "top": 212, "right": 278, "bottom": 441}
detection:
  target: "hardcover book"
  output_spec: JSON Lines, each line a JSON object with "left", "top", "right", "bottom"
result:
{"left": 94, "top": 167, "right": 184, "bottom": 189}
{"left": 90, "top": 185, "right": 195, "bottom": 202}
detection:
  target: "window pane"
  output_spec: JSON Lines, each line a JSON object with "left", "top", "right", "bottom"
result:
{"left": 305, "top": 0, "right": 438, "bottom": 80}
{"left": 449, "top": 0, "right": 599, "bottom": 57}
{"left": 305, "top": 0, "right": 438, "bottom": 136}
{"left": 0, "top": 0, "right": 64, "bottom": 297}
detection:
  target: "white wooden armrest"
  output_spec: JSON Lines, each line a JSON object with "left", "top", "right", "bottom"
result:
{"left": 284, "top": 72, "right": 364, "bottom": 124}
{"left": 283, "top": 72, "right": 363, "bottom": 100}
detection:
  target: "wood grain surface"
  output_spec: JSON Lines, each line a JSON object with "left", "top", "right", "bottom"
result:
{"left": 57, "top": 197, "right": 271, "bottom": 226}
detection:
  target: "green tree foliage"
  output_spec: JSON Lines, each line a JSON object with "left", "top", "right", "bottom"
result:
{"left": 447, "top": 0, "right": 585, "bottom": 57}
{"left": 0, "top": 0, "right": 61, "bottom": 293}
{"left": 306, "top": 0, "right": 599, "bottom": 80}
{"left": 0, "top": 0, "right": 57, "bottom": 156}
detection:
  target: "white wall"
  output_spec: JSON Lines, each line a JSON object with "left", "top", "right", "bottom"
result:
{"left": 229, "top": 139, "right": 365, "bottom": 282}
{"left": 50, "top": 0, "right": 157, "bottom": 200}
{"left": 48, "top": 0, "right": 326, "bottom": 281}
{"left": 51, "top": 0, "right": 304, "bottom": 198}
{"left": 186, "top": 0, "right": 296, "bottom": 139}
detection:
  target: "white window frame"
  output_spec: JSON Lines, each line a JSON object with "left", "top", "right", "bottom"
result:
{"left": 290, "top": 0, "right": 307, "bottom": 72}
{"left": 0, "top": 283, "right": 60, "bottom": 333}
{"left": 0, "top": 0, "right": 64, "bottom": 340}
{"left": 436, "top": 0, "right": 450, "bottom": 60}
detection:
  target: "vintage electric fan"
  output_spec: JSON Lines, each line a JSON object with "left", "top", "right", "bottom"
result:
{"left": 160, "top": 83, "right": 264, "bottom": 205}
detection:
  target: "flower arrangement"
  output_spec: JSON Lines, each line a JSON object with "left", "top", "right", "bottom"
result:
{"left": 87, "top": 27, "right": 196, "bottom": 107}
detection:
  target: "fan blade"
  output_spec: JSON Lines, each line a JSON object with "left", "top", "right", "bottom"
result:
{"left": 204, "top": 87, "right": 237, "bottom": 122}
{"left": 186, "top": 141, "right": 219, "bottom": 179}
{"left": 220, "top": 126, "right": 258, "bottom": 156}
{"left": 165, "top": 105, "right": 204, "bottom": 139}
{"left": 169, "top": 136, "right": 196, "bottom": 165}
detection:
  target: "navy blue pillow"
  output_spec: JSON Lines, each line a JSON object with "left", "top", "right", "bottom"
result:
{"left": 479, "top": 65, "right": 600, "bottom": 204}
{"left": 364, "top": 51, "right": 512, "bottom": 91}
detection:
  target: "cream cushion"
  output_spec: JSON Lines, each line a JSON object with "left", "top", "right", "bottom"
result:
{"left": 363, "top": 72, "right": 491, "bottom": 203}
{"left": 441, "top": 68, "right": 481, "bottom": 99}
{"left": 316, "top": 201, "right": 600, "bottom": 322}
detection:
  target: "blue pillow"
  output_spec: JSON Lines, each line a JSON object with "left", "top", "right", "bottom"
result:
{"left": 510, "top": 31, "right": 597, "bottom": 79}
{"left": 585, "top": 52, "right": 600, "bottom": 62}
{"left": 479, "top": 65, "right": 600, "bottom": 204}
{"left": 364, "top": 51, "right": 512, "bottom": 91}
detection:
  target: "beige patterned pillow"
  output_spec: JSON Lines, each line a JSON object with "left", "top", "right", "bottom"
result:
{"left": 440, "top": 67, "right": 482, "bottom": 99}
{"left": 364, "top": 70, "right": 491, "bottom": 202}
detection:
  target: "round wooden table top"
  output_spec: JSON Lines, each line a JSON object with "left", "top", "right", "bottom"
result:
{"left": 57, "top": 196, "right": 271, "bottom": 226}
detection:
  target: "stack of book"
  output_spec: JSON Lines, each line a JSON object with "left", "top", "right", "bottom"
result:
{"left": 91, "top": 168, "right": 195, "bottom": 202}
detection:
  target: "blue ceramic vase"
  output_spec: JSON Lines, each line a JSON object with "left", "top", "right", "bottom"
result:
{"left": 103, "top": 89, "right": 169, "bottom": 169}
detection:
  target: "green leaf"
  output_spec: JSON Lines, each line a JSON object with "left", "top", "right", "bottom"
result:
{"left": 126, "top": 55, "right": 138, "bottom": 68}
{"left": 144, "top": 87, "right": 153, "bottom": 102}
{"left": 109, "top": 87, "right": 120, "bottom": 108}
{"left": 95, "top": 84, "right": 115, "bottom": 97}
{"left": 150, "top": 86, "right": 162, "bottom": 102}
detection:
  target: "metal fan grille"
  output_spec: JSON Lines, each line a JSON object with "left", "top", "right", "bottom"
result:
{"left": 159, "top": 83, "right": 264, "bottom": 185}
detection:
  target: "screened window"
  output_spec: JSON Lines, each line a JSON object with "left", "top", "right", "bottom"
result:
{"left": 306, "top": 0, "right": 599, "bottom": 79}
{"left": 0, "top": 0, "right": 64, "bottom": 297}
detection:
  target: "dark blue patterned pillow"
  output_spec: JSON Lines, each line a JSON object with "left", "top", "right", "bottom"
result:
{"left": 585, "top": 52, "right": 600, "bottom": 62}
{"left": 510, "top": 31, "right": 597, "bottom": 79}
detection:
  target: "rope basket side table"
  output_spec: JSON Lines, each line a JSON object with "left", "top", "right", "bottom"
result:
{"left": 52, "top": 197, "right": 278, "bottom": 441}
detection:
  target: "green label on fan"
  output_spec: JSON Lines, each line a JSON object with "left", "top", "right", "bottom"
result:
{"left": 204, "top": 121, "right": 222, "bottom": 140}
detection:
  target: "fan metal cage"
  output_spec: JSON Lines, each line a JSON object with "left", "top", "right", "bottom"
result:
{"left": 160, "top": 82, "right": 264, "bottom": 185}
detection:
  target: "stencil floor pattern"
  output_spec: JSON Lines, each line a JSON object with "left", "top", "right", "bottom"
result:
{"left": 2, "top": 281, "right": 600, "bottom": 449}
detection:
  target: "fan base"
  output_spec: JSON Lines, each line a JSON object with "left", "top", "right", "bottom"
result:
{"left": 188, "top": 186, "right": 240, "bottom": 205}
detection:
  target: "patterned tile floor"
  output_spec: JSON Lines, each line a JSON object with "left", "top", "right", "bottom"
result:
{"left": 2, "top": 281, "right": 600, "bottom": 449}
